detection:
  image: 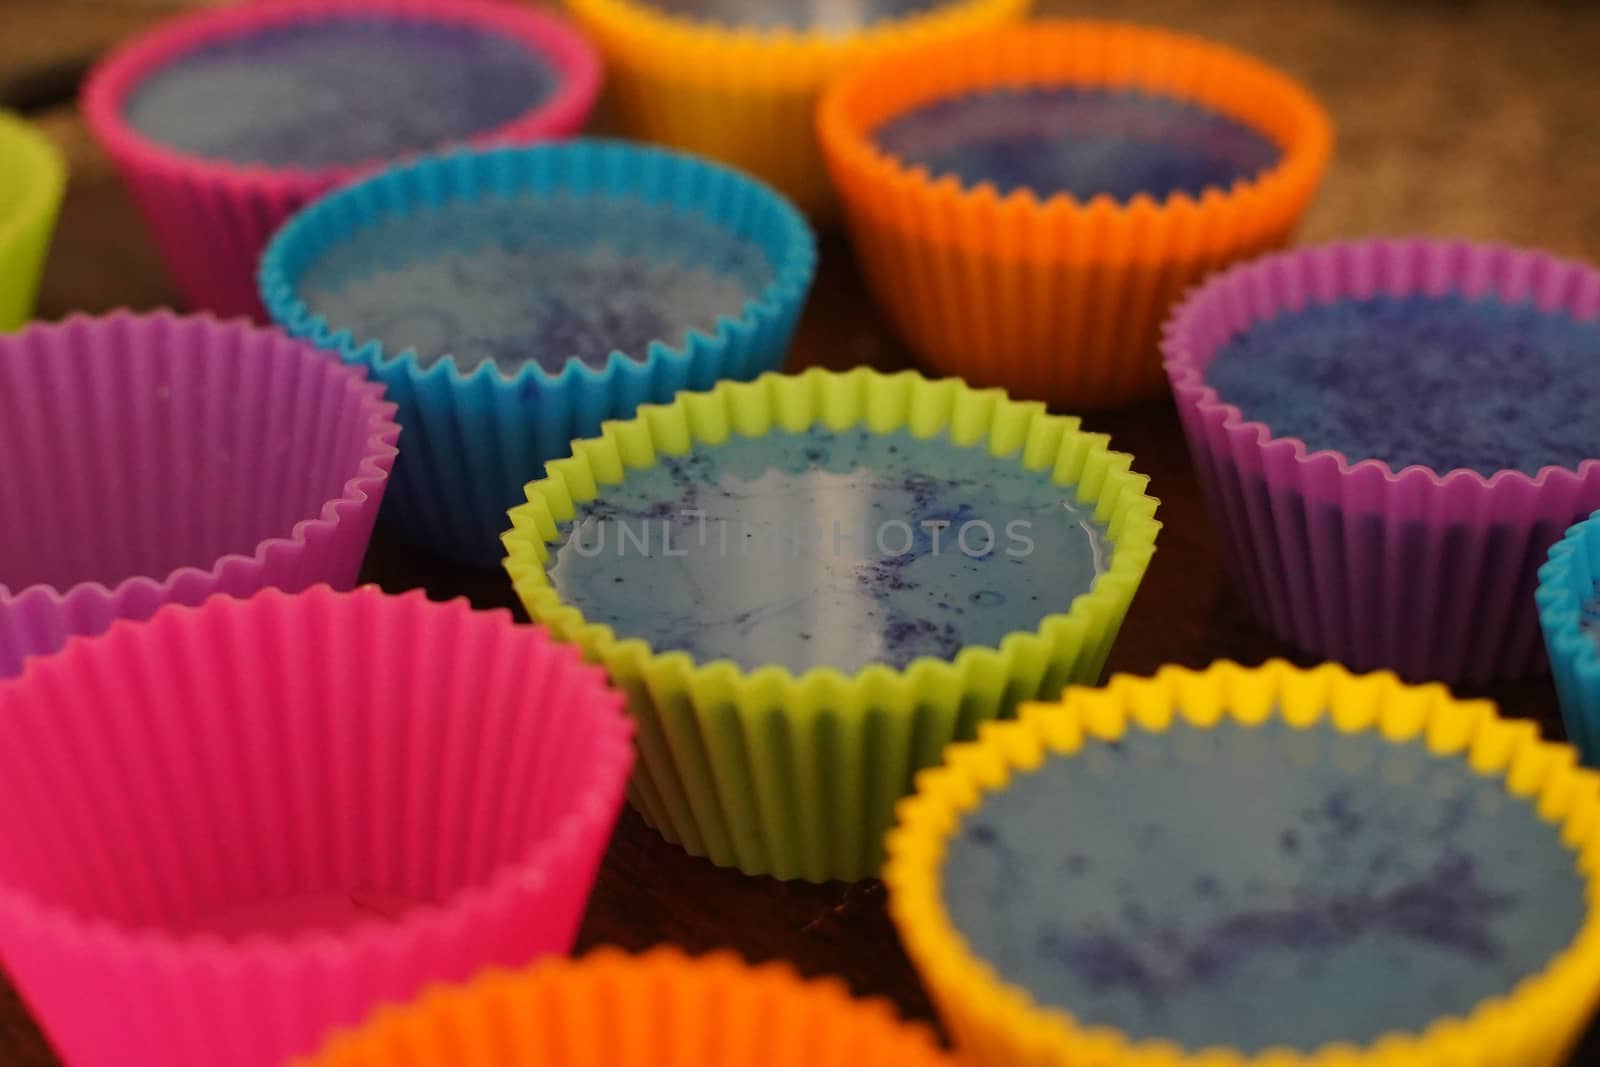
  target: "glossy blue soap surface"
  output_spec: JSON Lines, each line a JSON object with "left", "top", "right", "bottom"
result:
{"left": 298, "top": 193, "right": 772, "bottom": 375}
{"left": 546, "top": 425, "right": 1110, "bottom": 674}
{"left": 1205, "top": 293, "right": 1600, "bottom": 476}
{"left": 943, "top": 719, "right": 1586, "bottom": 1053}
{"left": 872, "top": 87, "right": 1281, "bottom": 201}
{"left": 125, "top": 19, "right": 557, "bottom": 169}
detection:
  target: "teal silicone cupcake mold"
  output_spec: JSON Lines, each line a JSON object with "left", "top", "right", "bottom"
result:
{"left": 260, "top": 138, "right": 817, "bottom": 566}
{"left": 1538, "top": 510, "right": 1600, "bottom": 764}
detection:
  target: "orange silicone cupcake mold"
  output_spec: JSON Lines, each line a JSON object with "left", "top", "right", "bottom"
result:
{"left": 818, "top": 20, "right": 1334, "bottom": 409}
{"left": 297, "top": 947, "right": 956, "bottom": 1067}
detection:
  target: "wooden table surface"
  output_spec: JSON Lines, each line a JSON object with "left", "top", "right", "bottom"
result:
{"left": 4, "top": 0, "right": 1600, "bottom": 1063}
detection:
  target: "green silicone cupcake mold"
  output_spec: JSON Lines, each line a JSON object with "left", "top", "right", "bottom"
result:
{"left": 0, "top": 111, "right": 66, "bottom": 329}
{"left": 503, "top": 367, "right": 1161, "bottom": 881}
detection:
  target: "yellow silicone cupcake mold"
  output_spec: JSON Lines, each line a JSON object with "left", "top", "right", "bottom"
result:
{"left": 503, "top": 366, "right": 1161, "bottom": 882}
{"left": 296, "top": 947, "right": 956, "bottom": 1067}
{"left": 565, "top": 0, "right": 1030, "bottom": 218}
{"left": 818, "top": 20, "right": 1334, "bottom": 409}
{"left": 885, "top": 660, "right": 1600, "bottom": 1067}
{"left": 0, "top": 111, "right": 66, "bottom": 330}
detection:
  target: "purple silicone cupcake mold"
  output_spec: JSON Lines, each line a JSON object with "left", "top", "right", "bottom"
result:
{"left": 1164, "top": 238, "right": 1600, "bottom": 683}
{"left": 0, "top": 312, "right": 400, "bottom": 677}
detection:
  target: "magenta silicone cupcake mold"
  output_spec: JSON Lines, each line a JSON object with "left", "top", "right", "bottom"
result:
{"left": 0, "top": 311, "right": 399, "bottom": 678}
{"left": 0, "top": 585, "right": 634, "bottom": 1067}
{"left": 1164, "top": 237, "right": 1600, "bottom": 683}
{"left": 81, "top": 0, "right": 601, "bottom": 320}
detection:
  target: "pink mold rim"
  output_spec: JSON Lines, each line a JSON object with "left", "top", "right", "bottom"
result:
{"left": 80, "top": 0, "right": 603, "bottom": 200}
{"left": 0, "top": 310, "right": 401, "bottom": 673}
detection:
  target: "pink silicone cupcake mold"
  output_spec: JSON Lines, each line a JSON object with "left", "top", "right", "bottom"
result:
{"left": 0, "top": 585, "right": 634, "bottom": 1067}
{"left": 0, "top": 311, "right": 399, "bottom": 678}
{"left": 1164, "top": 237, "right": 1600, "bottom": 683}
{"left": 81, "top": 0, "right": 601, "bottom": 320}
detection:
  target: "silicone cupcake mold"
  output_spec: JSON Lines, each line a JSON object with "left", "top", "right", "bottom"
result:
{"left": 0, "top": 586, "right": 634, "bottom": 1067}
{"left": 818, "top": 20, "right": 1333, "bottom": 409}
{"left": 1539, "top": 511, "right": 1600, "bottom": 765}
{"left": 0, "top": 311, "right": 398, "bottom": 678}
{"left": 0, "top": 111, "right": 66, "bottom": 329}
{"left": 502, "top": 367, "right": 1160, "bottom": 881}
{"left": 82, "top": 0, "right": 599, "bottom": 320}
{"left": 262, "top": 139, "right": 816, "bottom": 568}
{"left": 297, "top": 946, "right": 953, "bottom": 1067}
{"left": 1164, "top": 238, "right": 1600, "bottom": 684}
{"left": 886, "top": 660, "right": 1600, "bottom": 1067}
{"left": 567, "top": 0, "right": 1028, "bottom": 218}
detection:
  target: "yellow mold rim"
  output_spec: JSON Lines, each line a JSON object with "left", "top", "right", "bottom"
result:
{"left": 564, "top": 0, "right": 1030, "bottom": 217}
{"left": 885, "top": 659, "right": 1600, "bottom": 1067}
{"left": 503, "top": 366, "right": 1160, "bottom": 882}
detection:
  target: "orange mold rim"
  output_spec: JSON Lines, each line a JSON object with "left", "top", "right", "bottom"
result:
{"left": 296, "top": 946, "right": 956, "bottom": 1066}
{"left": 817, "top": 19, "right": 1335, "bottom": 255}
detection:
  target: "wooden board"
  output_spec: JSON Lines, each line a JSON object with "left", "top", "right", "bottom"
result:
{"left": 4, "top": 1, "right": 1600, "bottom": 1064}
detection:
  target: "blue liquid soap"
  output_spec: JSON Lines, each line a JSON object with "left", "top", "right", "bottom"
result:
{"left": 639, "top": 0, "right": 943, "bottom": 31}
{"left": 545, "top": 425, "right": 1110, "bottom": 674}
{"left": 124, "top": 19, "right": 557, "bottom": 169}
{"left": 943, "top": 719, "right": 1586, "bottom": 1053}
{"left": 1205, "top": 293, "right": 1600, "bottom": 476}
{"left": 298, "top": 193, "right": 772, "bottom": 375}
{"left": 872, "top": 86, "right": 1281, "bottom": 201}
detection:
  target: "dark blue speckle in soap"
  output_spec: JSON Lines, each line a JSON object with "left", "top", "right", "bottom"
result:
{"left": 546, "top": 426, "right": 1110, "bottom": 673}
{"left": 872, "top": 87, "right": 1281, "bottom": 201}
{"left": 124, "top": 20, "right": 557, "bottom": 169}
{"left": 298, "top": 193, "right": 771, "bottom": 374}
{"left": 1205, "top": 293, "right": 1600, "bottom": 476}
{"left": 943, "top": 719, "right": 1587, "bottom": 1052}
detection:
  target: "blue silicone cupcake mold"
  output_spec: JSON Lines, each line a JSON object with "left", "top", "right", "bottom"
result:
{"left": 260, "top": 138, "right": 817, "bottom": 566}
{"left": 1538, "top": 510, "right": 1600, "bottom": 764}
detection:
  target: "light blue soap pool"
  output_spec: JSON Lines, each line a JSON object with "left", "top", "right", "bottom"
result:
{"left": 943, "top": 718, "right": 1587, "bottom": 1052}
{"left": 873, "top": 86, "right": 1280, "bottom": 201}
{"left": 298, "top": 193, "right": 772, "bottom": 374}
{"left": 640, "top": 0, "right": 945, "bottom": 31}
{"left": 125, "top": 19, "right": 557, "bottom": 169}
{"left": 547, "top": 424, "right": 1109, "bottom": 673}
{"left": 1205, "top": 293, "right": 1600, "bottom": 476}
